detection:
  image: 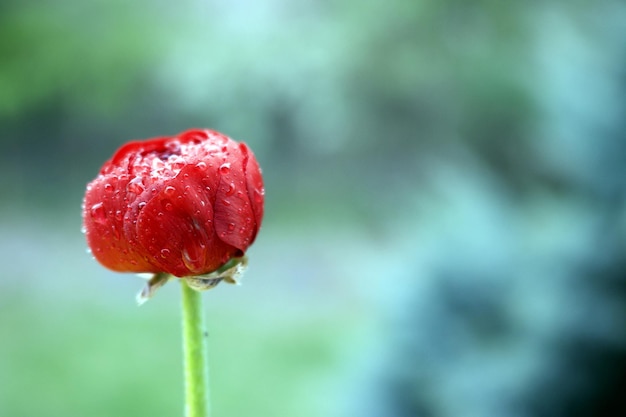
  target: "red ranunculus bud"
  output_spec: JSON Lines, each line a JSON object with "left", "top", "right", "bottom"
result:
{"left": 82, "top": 129, "right": 264, "bottom": 278}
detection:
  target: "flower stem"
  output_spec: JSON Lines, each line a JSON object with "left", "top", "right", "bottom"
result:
{"left": 181, "top": 279, "right": 210, "bottom": 417}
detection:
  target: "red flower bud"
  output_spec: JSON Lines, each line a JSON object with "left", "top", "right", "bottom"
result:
{"left": 82, "top": 129, "right": 264, "bottom": 277}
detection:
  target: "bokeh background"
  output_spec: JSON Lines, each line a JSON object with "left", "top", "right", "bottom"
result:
{"left": 1, "top": 1, "right": 626, "bottom": 416}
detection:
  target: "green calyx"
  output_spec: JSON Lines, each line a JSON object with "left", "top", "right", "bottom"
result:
{"left": 136, "top": 256, "right": 248, "bottom": 305}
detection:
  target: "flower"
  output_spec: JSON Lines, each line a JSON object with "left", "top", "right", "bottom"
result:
{"left": 82, "top": 129, "right": 264, "bottom": 278}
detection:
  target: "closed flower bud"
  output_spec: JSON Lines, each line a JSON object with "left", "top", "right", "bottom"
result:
{"left": 82, "top": 129, "right": 264, "bottom": 278}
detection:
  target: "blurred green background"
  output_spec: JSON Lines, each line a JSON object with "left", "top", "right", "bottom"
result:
{"left": 1, "top": 1, "right": 626, "bottom": 416}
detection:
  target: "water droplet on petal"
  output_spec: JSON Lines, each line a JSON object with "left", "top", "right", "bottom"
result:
{"left": 222, "top": 199, "right": 231, "bottom": 206}
{"left": 219, "top": 163, "right": 231, "bottom": 175}
{"left": 81, "top": 225, "right": 87, "bottom": 234}
{"left": 160, "top": 248, "right": 171, "bottom": 258}
{"left": 195, "top": 162, "right": 207, "bottom": 171}
{"left": 138, "top": 202, "right": 147, "bottom": 210}
{"left": 182, "top": 245, "right": 206, "bottom": 274}
{"left": 254, "top": 188, "right": 264, "bottom": 204}
{"left": 115, "top": 210, "right": 123, "bottom": 221}
{"left": 226, "top": 182, "right": 235, "bottom": 196}
{"left": 164, "top": 185, "right": 176, "bottom": 196}
{"left": 104, "top": 183, "right": 113, "bottom": 193}
{"left": 227, "top": 223, "right": 235, "bottom": 232}
{"left": 90, "top": 203, "right": 107, "bottom": 225}
{"left": 127, "top": 177, "right": 145, "bottom": 194}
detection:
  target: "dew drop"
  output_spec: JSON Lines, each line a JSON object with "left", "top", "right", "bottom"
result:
{"left": 226, "top": 182, "right": 236, "bottom": 196}
{"left": 160, "top": 248, "right": 171, "bottom": 258}
{"left": 195, "top": 161, "right": 207, "bottom": 171}
{"left": 227, "top": 223, "right": 235, "bottom": 232}
{"left": 182, "top": 244, "right": 206, "bottom": 274}
{"left": 254, "top": 188, "right": 264, "bottom": 204}
{"left": 90, "top": 203, "right": 107, "bottom": 225}
{"left": 104, "top": 183, "right": 113, "bottom": 193}
{"left": 164, "top": 202, "right": 173, "bottom": 211}
{"left": 138, "top": 202, "right": 147, "bottom": 210}
{"left": 222, "top": 199, "right": 231, "bottom": 206}
{"left": 127, "top": 177, "right": 145, "bottom": 194}
{"left": 80, "top": 225, "right": 87, "bottom": 234}
{"left": 130, "top": 259, "right": 138, "bottom": 265}
{"left": 164, "top": 185, "right": 176, "bottom": 196}
{"left": 219, "top": 163, "right": 231, "bottom": 175}
{"left": 152, "top": 158, "right": 165, "bottom": 170}
{"left": 115, "top": 210, "right": 123, "bottom": 221}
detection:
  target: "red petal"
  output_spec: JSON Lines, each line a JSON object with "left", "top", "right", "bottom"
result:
{"left": 83, "top": 171, "right": 156, "bottom": 273}
{"left": 213, "top": 141, "right": 258, "bottom": 252}
{"left": 243, "top": 143, "right": 264, "bottom": 245}
{"left": 135, "top": 163, "right": 236, "bottom": 277}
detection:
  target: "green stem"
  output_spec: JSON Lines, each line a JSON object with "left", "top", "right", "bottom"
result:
{"left": 181, "top": 279, "right": 210, "bottom": 417}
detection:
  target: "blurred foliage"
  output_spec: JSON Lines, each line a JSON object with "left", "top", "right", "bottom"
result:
{"left": 1, "top": 0, "right": 626, "bottom": 416}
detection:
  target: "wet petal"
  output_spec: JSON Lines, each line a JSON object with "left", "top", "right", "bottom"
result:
{"left": 213, "top": 141, "right": 257, "bottom": 251}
